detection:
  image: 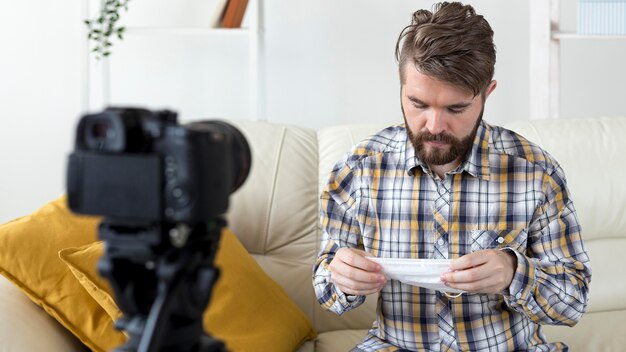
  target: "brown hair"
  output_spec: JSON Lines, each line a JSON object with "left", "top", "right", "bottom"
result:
{"left": 395, "top": 2, "right": 496, "bottom": 96}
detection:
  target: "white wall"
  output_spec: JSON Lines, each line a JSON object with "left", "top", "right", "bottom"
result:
{"left": 264, "top": 0, "right": 531, "bottom": 128}
{"left": 101, "top": 0, "right": 251, "bottom": 122}
{"left": 0, "top": 0, "right": 84, "bottom": 223}
{"left": 559, "top": 1, "right": 626, "bottom": 118}
{"left": 1, "top": 0, "right": 625, "bottom": 223}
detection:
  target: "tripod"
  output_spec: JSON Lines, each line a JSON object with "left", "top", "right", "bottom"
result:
{"left": 97, "top": 219, "right": 227, "bottom": 352}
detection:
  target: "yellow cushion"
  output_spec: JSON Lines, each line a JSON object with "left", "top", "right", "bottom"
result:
{"left": 0, "top": 196, "right": 316, "bottom": 351}
{"left": 60, "top": 225, "right": 316, "bottom": 351}
{"left": 0, "top": 196, "right": 126, "bottom": 351}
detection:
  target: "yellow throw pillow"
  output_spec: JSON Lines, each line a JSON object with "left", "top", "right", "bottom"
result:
{"left": 60, "top": 228, "right": 316, "bottom": 352}
{"left": 0, "top": 196, "right": 126, "bottom": 351}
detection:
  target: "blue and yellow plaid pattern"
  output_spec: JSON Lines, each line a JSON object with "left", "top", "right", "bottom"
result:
{"left": 313, "top": 121, "right": 591, "bottom": 351}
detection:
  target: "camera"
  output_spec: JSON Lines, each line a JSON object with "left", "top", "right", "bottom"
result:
{"left": 67, "top": 107, "right": 251, "bottom": 224}
{"left": 66, "top": 107, "right": 251, "bottom": 352}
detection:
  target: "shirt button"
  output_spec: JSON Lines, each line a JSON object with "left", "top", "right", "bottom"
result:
{"left": 437, "top": 238, "right": 445, "bottom": 246}
{"left": 497, "top": 237, "right": 504, "bottom": 244}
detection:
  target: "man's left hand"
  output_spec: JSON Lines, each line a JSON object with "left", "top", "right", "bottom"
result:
{"left": 441, "top": 249, "right": 517, "bottom": 294}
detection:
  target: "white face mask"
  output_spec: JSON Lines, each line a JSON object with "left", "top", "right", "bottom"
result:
{"left": 368, "top": 257, "right": 464, "bottom": 295}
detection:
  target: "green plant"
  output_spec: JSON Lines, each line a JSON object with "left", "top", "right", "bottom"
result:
{"left": 85, "top": 0, "right": 131, "bottom": 59}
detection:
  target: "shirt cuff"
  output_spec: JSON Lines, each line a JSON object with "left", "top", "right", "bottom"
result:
{"left": 333, "top": 285, "right": 365, "bottom": 309}
{"left": 500, "top": 247, "right": 536, "bottom": 307}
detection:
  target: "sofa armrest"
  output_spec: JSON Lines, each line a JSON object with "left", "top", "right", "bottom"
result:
{"left": 0, "top": 275, "right": 87, "bottom": 352}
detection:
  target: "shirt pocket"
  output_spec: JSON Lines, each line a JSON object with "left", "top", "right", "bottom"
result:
{"left": 469, "top": 228, "right": 528, "bottom": 253}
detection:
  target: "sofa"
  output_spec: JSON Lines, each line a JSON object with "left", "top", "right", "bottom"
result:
{"left": 1, "top": 116, "right": 625, "bottom": 351}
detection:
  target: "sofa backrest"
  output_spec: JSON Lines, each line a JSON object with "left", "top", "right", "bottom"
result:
{"left": 505, "top": 117, "right": 626, "bottom": 313}
{"left": 225, "top": 117, "right": 626, "bottom": 339}
{"left": 504, "top": 117, "right": 626, "bottom": 348}
{"left": 225, "top": 121, "right": 378, "bottom": 334}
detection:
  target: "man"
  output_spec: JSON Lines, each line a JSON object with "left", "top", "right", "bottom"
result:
{"left": 313, "top": 2, "right": 591, "bottom": 351}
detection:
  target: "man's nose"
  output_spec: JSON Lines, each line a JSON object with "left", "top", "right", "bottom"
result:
{"left": 424, "top": 110, "right": 446, "bottom": 135}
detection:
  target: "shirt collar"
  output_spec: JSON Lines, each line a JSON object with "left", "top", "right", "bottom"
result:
{"left": 404, "top": 133, "right": 420, "bottom": 175}
{"left": 462, "top": 120, "right": 491, "bottom": 181}
{"left": 403, "top": 120, "right": 491, "bottom": 181}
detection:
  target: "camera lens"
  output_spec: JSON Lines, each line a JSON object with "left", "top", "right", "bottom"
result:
{"left": 226, "top": 123, "right": 251, "bottom": 192}
{"left": 185, "top": 120, "right": 251, "bottom": 194}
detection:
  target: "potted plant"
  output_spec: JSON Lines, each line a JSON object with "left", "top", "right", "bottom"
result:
{"left": 85, "top": 0, "right": 131, "bottom": 59}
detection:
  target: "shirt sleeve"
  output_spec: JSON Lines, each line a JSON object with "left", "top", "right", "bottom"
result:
{"left": 312, "top": 157, "right": 367, "bottom": 315}
{"left": 502, "top": 165, "right": 592, "bottom": 326}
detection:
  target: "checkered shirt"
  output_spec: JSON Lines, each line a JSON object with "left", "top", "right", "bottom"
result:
{"left": 313, "top": 121, "right": 591, "bottom": 352}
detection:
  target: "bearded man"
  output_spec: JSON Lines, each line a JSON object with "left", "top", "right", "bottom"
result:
{"left": 313, "top": 2, "right": 591, "bottom": 351}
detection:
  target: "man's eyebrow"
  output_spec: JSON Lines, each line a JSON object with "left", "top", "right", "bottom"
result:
{"left": 447, "top": 101, "right": 472, "bottom": 109}
{"left": 408, "top": 96, "right": 473, "bottom": 108}
{"left": 408, "top": 96, "right": 427, "bottom": 105}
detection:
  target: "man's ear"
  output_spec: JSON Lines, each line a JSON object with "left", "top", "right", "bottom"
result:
{"left": 484, "top": 80, "right": 497, "bottom": 99}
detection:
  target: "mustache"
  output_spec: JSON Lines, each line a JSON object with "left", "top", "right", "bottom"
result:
{"left": 416, "top": 131, "right": 459, "bottom": 144}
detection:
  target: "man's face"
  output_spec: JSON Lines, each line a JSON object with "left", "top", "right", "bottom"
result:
{"left": 401, "top": 65, "right": 495, "bottom": 167}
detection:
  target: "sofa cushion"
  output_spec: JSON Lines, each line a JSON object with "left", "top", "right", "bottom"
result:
{"left": 0, "top": 196, "right": 126, "bottom": 351}
{"left": 542, "top": 309, "right": 626, "bottom": 351}
{"left": 0, "top": 275, "right": 87, "bottom": 352}
{"left": 314, "top": 329, "right": 370, "bottom": 352}
{"left": 59, "top": 227, "right": 316, "bottom": 352}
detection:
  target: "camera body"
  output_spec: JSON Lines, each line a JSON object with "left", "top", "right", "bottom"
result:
{"left": 67, "top": 107, "right": 250, "bottom": 225}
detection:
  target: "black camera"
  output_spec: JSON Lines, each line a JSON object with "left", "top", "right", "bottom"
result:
{"left": 66, "top": 107, "right": 251, "bottom": 352}
{"left": 67, "top": 107, "right": 251, "bottom": 224}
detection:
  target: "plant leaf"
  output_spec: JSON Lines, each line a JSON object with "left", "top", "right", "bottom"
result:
{"left": 88, "top": 0, "right": 131, "bottom": 59}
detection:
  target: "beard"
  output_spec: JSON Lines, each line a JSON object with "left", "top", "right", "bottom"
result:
{"left": 404, "top": 108, "right": 484, "bottom": 166}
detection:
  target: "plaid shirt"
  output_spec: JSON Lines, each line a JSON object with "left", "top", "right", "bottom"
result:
{"left": 313, "top": 121, "right": 591, "bottom": 352}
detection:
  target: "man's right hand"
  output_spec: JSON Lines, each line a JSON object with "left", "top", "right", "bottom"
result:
{"left": 328, "top": 248, "right": 387, "bottom": 296}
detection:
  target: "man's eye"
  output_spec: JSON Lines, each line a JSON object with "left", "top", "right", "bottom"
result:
{"left": 413, "top": 104, "right": 427, "bottom": 109}
{"left": 448, "top": 108, "right": 465, "bottom": 114}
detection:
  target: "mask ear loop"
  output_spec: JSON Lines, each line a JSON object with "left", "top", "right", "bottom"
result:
{"left": 443, "top": 291, "right": 463, "bottom": 298}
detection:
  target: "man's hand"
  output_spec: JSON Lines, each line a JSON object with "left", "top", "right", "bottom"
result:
{"left": 329, "top": 248, "right": 387, "bottom": 296}
{"left": 441, "top": 249, "right": 517, "bottom": 294}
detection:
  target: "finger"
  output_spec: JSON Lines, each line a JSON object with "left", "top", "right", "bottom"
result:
{"left": 449, "top": 250, "right": 492, "bottom": 271}
{"left": 442, "top": 276, "right": 501, "bottom": 294}
{"left": 338, "top": 249, "right": 383, "bottom": 273}
{"left": 330, "top": 259, "right": 387, "bottom": 285}
{"left": 440, "top": 265, "right": 491, "bottom": 284}
{"left": 441, "top": 265, "right": 510, "bottom": 293}
{"left": 331, "top": 271, "right": 386, "bottom": 296}
{"left": 330, "top": 249, "right": 387, "bottom": 295}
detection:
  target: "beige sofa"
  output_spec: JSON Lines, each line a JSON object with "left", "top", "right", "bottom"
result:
{"left": 1, "top": 117, "right": 625, "bottom": 351}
